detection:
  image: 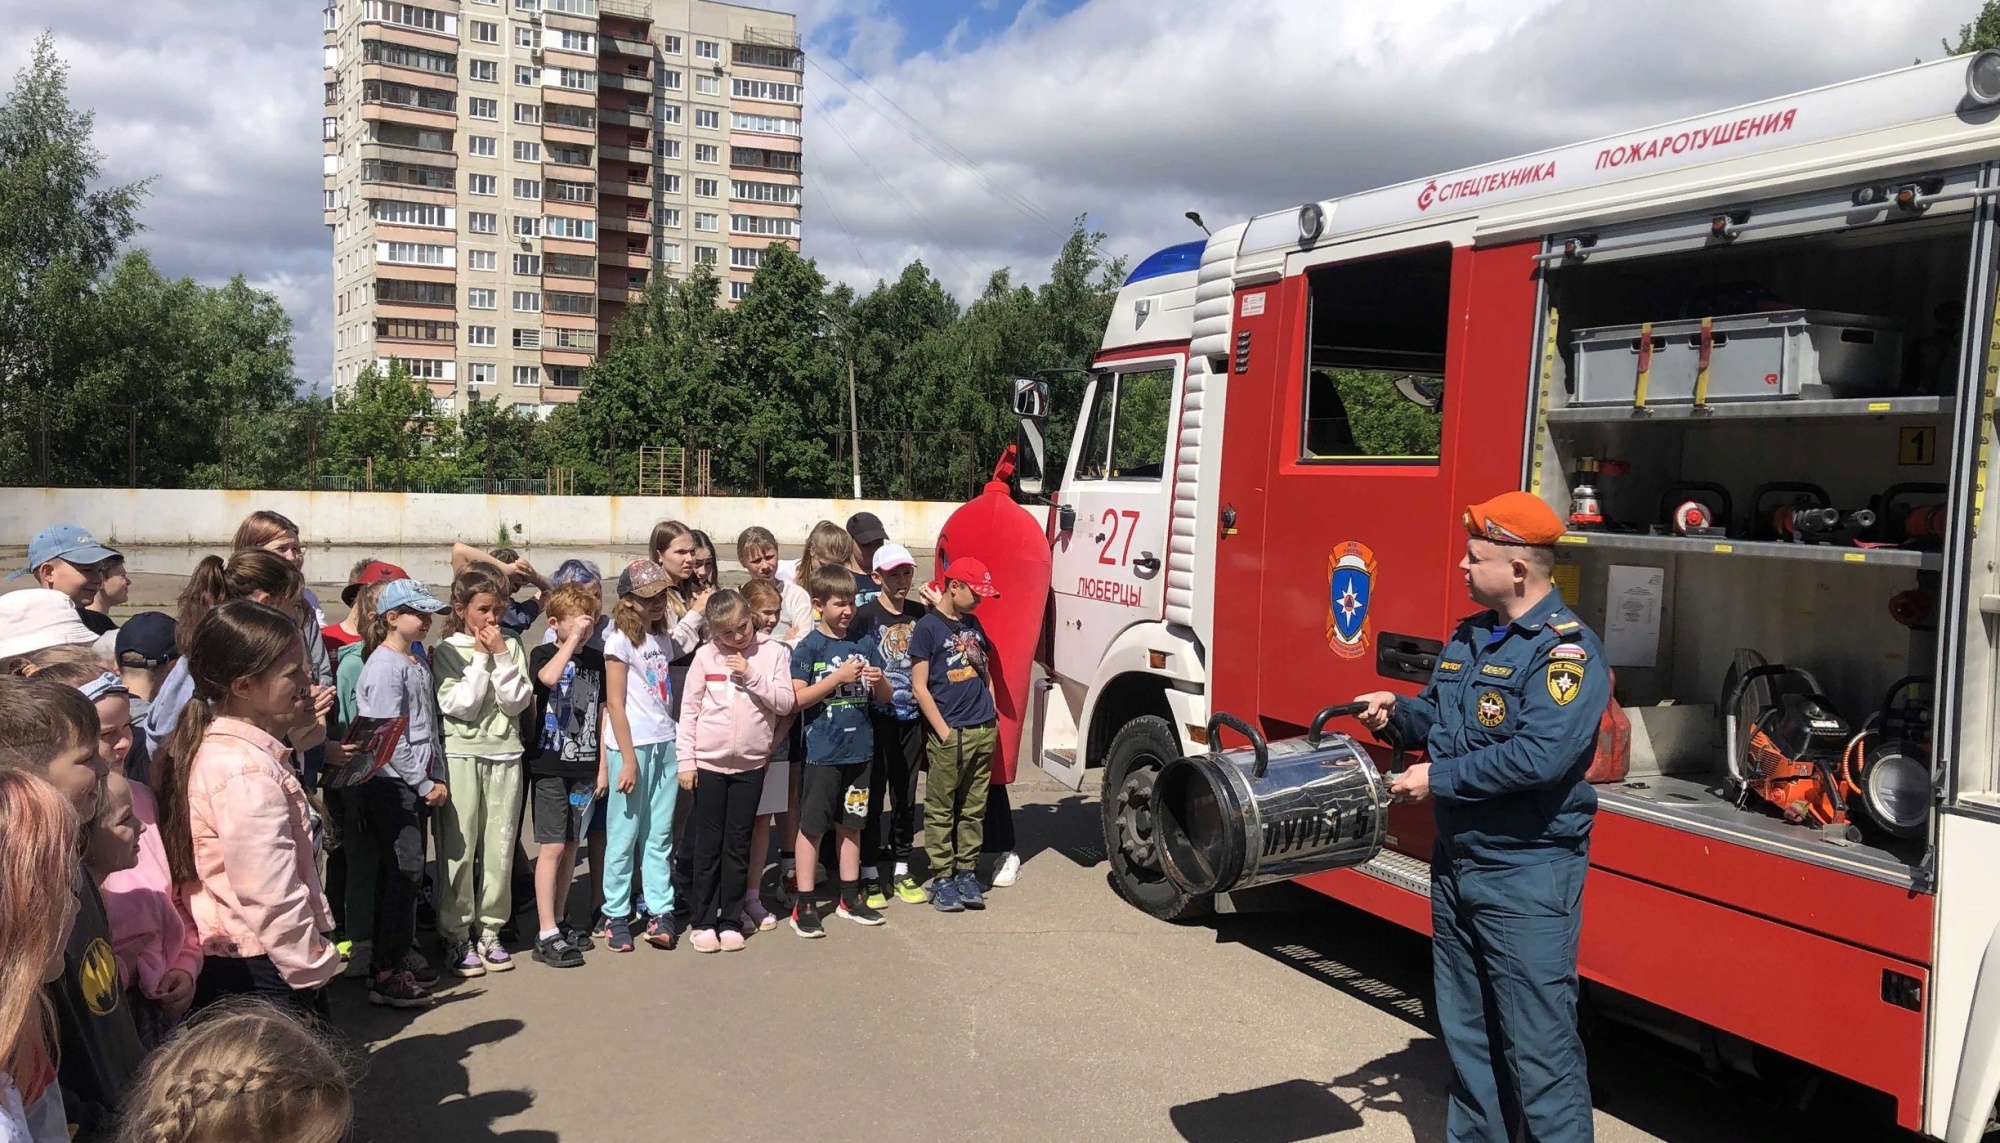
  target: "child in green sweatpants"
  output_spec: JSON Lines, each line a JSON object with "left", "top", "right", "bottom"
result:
{"left": 909, "top": 558, "right": 1002, "bottom": 913}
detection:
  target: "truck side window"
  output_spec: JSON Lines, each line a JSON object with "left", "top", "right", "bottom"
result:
{"left": 1108, "top": 368, "right": 1173, "bottom": 480}
{"left": 1074, "top": 375, "right": 1115, "bottom": 481}
{"left": 1299, "top": 244, "right": 1452, "bottom": 465}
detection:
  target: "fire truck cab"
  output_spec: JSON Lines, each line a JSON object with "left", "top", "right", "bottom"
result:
{"left": 1012, "top": 51, "right": 2000, "bottom": 1140}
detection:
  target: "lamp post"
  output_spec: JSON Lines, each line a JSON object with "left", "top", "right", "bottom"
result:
{"left": 817, "top": 308, "right": 862, "bottom": 498}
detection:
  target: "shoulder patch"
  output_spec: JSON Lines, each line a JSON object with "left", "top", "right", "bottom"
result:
{"left": 1551, "top": 619, "right": 1583, "bottom": 635}
{"left": 1546, "top": 661, "right": 1585, "bottom": 706}
{"left": 1478, "top": 663, "right": 1516, "bottom": 678}
{"left": 1437, "top": 659, "right": 1465, "bottom": 672}
{"left": 1549, "top": 643, "right": 1588, "bottom": 661}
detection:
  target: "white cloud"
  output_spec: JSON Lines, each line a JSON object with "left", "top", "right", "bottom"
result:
{"left": 0, "top": 0, "right": 1979, "bottom": 394}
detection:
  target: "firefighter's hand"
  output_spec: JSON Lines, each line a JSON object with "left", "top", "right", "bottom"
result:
{"left": 1353, "top": 691, "right": 1398, "bottom": 732}
{"left": 1390, "top": 762, "right": 1432, "bottom": 803}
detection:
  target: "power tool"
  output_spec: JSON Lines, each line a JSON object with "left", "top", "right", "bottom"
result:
{"left": 1720, "top": 649, "right": 1861, "bottom": 842}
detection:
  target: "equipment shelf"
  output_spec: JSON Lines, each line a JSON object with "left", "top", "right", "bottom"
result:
{"left": 1553, "top": 530, "right": 1939, "bottom": 570}
{"left": 1544, "top": 395, "right": 1947, "bottom": 425}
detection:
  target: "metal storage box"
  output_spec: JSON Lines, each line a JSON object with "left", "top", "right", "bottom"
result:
{"left": 1570, "top": 310, "right": 1902, "bottom": 406}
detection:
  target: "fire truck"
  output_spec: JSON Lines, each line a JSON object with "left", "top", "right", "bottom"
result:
{"left": 1008, "top": 51, "right": 2000, "bottom": 1140}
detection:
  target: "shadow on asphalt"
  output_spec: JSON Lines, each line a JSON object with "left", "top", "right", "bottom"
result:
{"left": 1170, "top": 1077, "right": 1366, "bottom": 1143}
{"left": 1012, "top": 792, "right": 1104, "bottom": 867}
{"left": 341, "top": 1014, "right": 554, "bottom": 1142}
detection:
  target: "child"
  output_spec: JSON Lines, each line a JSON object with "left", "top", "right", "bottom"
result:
{"left": 114, "top": 613, "right": 177, "bottom": 779}
{"left": 0, "top": 768, "right": 83, "bottom": 1143}
{"left": 11, "top": 523, "right": 121, "bottom": 634}
{"left": 115, "top": 1001, "right": 352, "bottom": 1143}
{"left": 676, "top": 590, "right": 795, "bottom": 952}
{"left": 323, "top": 560, "right": 405, "bottom": 661}
{"left": 352, "top": 578, "right": 451, "bottom": 1009}
{"left": 600, "top": 560, "right": 682, "bottom": 954}
{"left": 232, "top": 510, "right": 327, "bottom": 630}
{"left": 330, "top": 577, "right": 395, "bottom": 980}
{"left": 910, "top": 558, "right": 1002, "bottom": 913}
{"left": 524, "top": 585, "right": 607, "bottom": 968}
{"left": 451, "top": 544, "right": 551, "bottom": 640}
{"left": 849, "top": 544, "right": 930, "bottom": 906}
{"left": 787, "top": 565, "right": 891, "bottom": 937}
{"left": 737, "top": 578, "right": 794, "bottom": 930}
{"left": 844, "top": 513, "right": 888, "bottom": 608}
{"left": 99, "top": 771, "right": 200, "bottom": 1051}
{"left": 736, "top": 528, "right": 812, "bottom": 643}
{"left": 81, "top": 557, "right": 130, "bottom": 636}
{"left": 155, "top": 600, "right": 336, "bottom": 1022}
{"left": 431, "top": 570, "right": 533, "bottom": 978}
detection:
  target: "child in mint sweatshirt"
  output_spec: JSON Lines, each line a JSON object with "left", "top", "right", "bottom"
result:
{"left": 432, "top": 570, "right": 534, "bottom": 977}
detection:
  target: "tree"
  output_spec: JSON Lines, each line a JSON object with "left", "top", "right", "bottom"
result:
{"left": 1949, "top": 0, "right": 2000, "bottom": 53}
{"left": 317, "top": 362, "right": 458, "bottom": 491}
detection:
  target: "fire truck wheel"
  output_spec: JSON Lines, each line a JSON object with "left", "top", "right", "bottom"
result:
{"left": 1102, "top": 715, "right": 1212, "bottom": 923}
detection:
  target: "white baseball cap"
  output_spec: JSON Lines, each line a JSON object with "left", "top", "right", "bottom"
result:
{"left": 0, "top": 589, "right": 100, "bottom": 660}
{"left": 871, "top": 543, "right": 916, "bottom": 573}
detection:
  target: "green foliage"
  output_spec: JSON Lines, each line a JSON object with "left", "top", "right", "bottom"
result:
{"left": 1949, "top": 0, "right": 2000, "bottom": 52}
{"left": 1332, "top": 371, "right": 1443, "bottom": 458}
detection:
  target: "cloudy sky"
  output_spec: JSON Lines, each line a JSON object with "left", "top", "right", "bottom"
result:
{"left": 0, "top": 0, "right": 1981, "bottom": 390}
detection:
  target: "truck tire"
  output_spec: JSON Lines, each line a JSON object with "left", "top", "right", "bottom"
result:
{"left": 1101, "top": 715, "right": 1212, "bottom": 922}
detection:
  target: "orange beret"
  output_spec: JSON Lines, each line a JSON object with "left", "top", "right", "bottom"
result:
{"left": 1464, "top": 491, "right": 1566, "bottom": 546}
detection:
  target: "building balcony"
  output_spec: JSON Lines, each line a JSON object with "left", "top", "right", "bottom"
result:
{"left": 599, "top": 72, "right": 653, "bottom": 94}
{"left": 600, "top": 246, "right": 649, "bottom": 268}
{"left": 598, "top": 107, "right": 654, "bottom": 131}
{"left": 597, "top": 211, "right": 650, "bottom": 232}
{"left": 598, "top": 144, "right": 653, "bottom": 166}
{"left": 601, "top": 34, "right": 652, "bottom": 59}
{"left": 598, "top": 177, "right": 651, "bottom": 200}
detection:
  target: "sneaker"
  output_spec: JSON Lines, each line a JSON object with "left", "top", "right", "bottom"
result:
{"left": 401, "top": 949, "right": 440, "bottom": 989}
{"left": 864, "top": 883, "right": 891, "bottom": 910}
{"left": 644, "top": 913, "right": 680, "bottom": 951}
{"left": 605, "top": 916, "right": 635, "bottom": 954}
{"left": 447, "top": 940, "right": 486, "bottom": 978}
{"left": 928, "top": 876, "right": 964, "bottom": 913}
{"left": 689, "top": 928, "right": 722, "bottom": 953}
{"left": 991, "top": 851, "right": 1021, "bottom": 888}
{"left": 559, "top": 920, "right": 595, "bottom": 953}
{"left": 532, "top": 933, "right": 585, "bottom": 969}
{"left": 343, "top": 940, "right": 374, "bottom": 980}
{"left": 719, "top": 928, "right": 745, "bottom": 952}
{"left": 837, "top": 895, "right": 887, "bottom": 926}
{"left": 368, "top": 969, "right": 434, "bottom": 1009}
{"left": 791, "top": 899, "right": 825, "bottom": 939}
{"left": 894, "top": 876, "right": 929, "bottom": 904}
{"left": 955, "top": 870, "right": 987, "bottom": 910}
{"left": 591, "top": 915, "right": 612, "bottom": 941}
{"left": 742, "top": 896, "right": 776, "bottom": 933}
{"left": 478, "top": 935, "right": 514, "bottom": 972}
{"left": 336, "top": 938, "right": 354, "bottom": 961}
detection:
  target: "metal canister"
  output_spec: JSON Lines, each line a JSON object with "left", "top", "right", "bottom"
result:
{"left": 1154, "top": 705, "right": 1390, "bottom": 897}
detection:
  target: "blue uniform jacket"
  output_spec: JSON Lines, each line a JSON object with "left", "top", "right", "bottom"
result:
{"left": 1387, "top": 587, "right": 1609, "bottom": 868}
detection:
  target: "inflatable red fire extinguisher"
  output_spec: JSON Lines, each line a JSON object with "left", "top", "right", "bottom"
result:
{"left": 932, "top": 445, "right": 1052, "bottom": 785}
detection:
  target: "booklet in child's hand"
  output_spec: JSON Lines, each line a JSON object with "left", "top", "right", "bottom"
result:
{"left": 327, "top": 716, "right": 408, "bottom": 788}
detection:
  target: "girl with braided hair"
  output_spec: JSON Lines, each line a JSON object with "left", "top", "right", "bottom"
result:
{"left": 114, "top": 1001, "right": 350, "bottom": 1143}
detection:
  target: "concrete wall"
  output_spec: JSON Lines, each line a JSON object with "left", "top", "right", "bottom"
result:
{"left": 0, "top": 488, "right": 1016, "bottom": 550}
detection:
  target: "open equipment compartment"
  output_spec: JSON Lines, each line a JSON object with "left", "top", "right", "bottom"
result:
{"left": 1526, "top": 170, "right": 1985, "bottom": 884}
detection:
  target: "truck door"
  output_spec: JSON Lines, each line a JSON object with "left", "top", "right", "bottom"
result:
{"left": 1049, "top": 356, "right": 1180, "bottom": 687}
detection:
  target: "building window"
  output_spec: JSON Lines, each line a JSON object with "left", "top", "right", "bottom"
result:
{"left": 694, "top": 245, "right": 716, "bottom": 265}
{"left": 731, "top": 78, "right": 803, "bottom": 104}
{"left": 694, "top": 39, "right": 720, "bottom": 60}
{"left": 730, "top": 281, "right": 750, "bottom": 301}
{"left": 659, "top": 242, "right": 681, "bottom": 264}
{"left": 547, "top": 253, "right": 595, "bottom": 278}
{"left": 730, "top": 214, "right": 798, "bottom": 238}
{"left": 513, "top": 365, "right": 541, "bottom": 386}
{"left": 550, "top": 68, "right": 597, "bottom": 92}
{"left": 467, "top": 325, "right": 496, "bottom": 346}
{"left": 729, "top": 246, "right": 761, "bottom": 270}
{"left": 467, "top": 251, "right": 498, "bottom": 271}
{"left": 366, "top": 121, "right": 453, "bottom": 151}
{"left": 468, "top": 135, "right": 496, "bottom": 157}
{"left": 544, "top": 216, "right": 596, "bottom": 240}
{"left": 733, "top": 44, "right": 803, "bottom": 70}
{"left": 513, "top": 215, "right": 542, "bottom": 238}
{"left": 660, "top": 174, "right": 682, "bottom": 194}
{"left": 470, "top": 19, "right": 499, "bottom": 42}
{"left": 468, "top": 96, "right": 498, "bottom": 119}
{"left": 467, "top": 173, "right": 497, "bottom": 195}
{"left": 468, "top": 362, "right": 497, "bottom": 386}
{"left": 696, "top": 178, "right": 721, "bottom": 198}
{"left": 515, "top": 0, "right": 539, "bottom": 12}
{"left": 514, "top": 65, "right": 538, "bottom": 86}
{"left": 362, "top": 40, "right": 457, "bottom": 76}
{"left": 694, "top": 212, "right": 719, "bottom": 232}
{"left": 659, "top": 104, "right": 683, "bottom": 126}
{"left": 513, "top": 179, "right": 542, "bottom": 200}
{"left": 513, "top": 291, "right": 541, "bottom": 312}
{"left": 547, "top": 104, "right": 596, "bottom": 130}
{"left": 552, "top": 328, "right": 593, "bottom": 351}
{"left": 544, "top": 0, "right": 594, "bottom": 13}
{"left": 513, "top": 141, "right": 541, "bottom": 162}
{"left": 513, "top": 328, "right": 542, "bottom": 349}
{"left": 694, "top": 108, "right": 719, "bottom": 130}
{"left": 695, "top": 75, "right": 719, "bottom": 96}
{"left": 730, "top": 180, "right": 800, "bottom": 205}
{"left": 468, "top": 59, "right": 497, "bottom": 82}
{"left": 362, "top": 2, "right": 459, "bottom": 36}
{"left": 660, "top": 139, "right": 682, "bottom": 159}
{"left": 362, "top": 79, "right": 455, "bottom": 112}
{"left": 626, "top": 272, "right": 647, "bottom": 288}
{"left": 547, "top": 291, "right": 595, "bottom": 315}
{"left": 547, "top": 179, "right": 593, "bottom": 203}
{"left": 514, "top": 27, "right": 538, "bottom": 49}
{"left": 377, "top": 241, "right": 455, "bottom": 266}
{"left": 731, "top": 146, "right": 801, "bottom": 173}
{"left": 695, "top": 144, "right": 718, "bottom": 163}
{"left": 547, "top": 144, "right": 591, "bottom": 167}
{"left": 376, "top": 318, "right": 457, "bottom": 342}
{"left": 1297, "top": 246, "right": 1451, "bottom": 464}
{"left": 730, "top": 112, "right": 800, "bottom": 137}
{"left": 555, "top": 30, "right": 595, "bottom": 53}
{"left": 513, "top": 253, "right": 542, "bottom": 276}
{"left": 514, "top": 103, "right": 542, "bottom": 125}
{"left": 661, "top": 70, "right": 682, "bottom": 91}
{"left": 661, "top": 34, "right": 682, "bottom": 54}
{"left": 377, "top": 278, "right": 456, "bottom": 305}
{"left": 660, "top": 208, "right": 681, "bottom": 228}
{"left": 371, "top": 201, "right": 453, "bottom": 228}
{"left": 467, "top": 211, "right": 497, "bottom": 233}
{"left": 467, "top": 287, "right": 497, "bottom": 308}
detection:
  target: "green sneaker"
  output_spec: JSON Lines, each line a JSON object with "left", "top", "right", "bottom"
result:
{"left": 894, "top": 876, "right": 928, "bottom": 904}
{"left": 865, "top": 884, "right": 890, "bottom": 910}
{"left": 336, "top": 939, "right": 354, "bottom": 961}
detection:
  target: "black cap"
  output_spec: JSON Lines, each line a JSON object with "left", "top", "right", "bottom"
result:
{"left": 846, "top": 511, "right": 887, "bottom": 546}
{"left": 115, "top": 611, "right": 178, "bottom": 669}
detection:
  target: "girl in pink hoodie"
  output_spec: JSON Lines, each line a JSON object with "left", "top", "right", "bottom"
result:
{"left": 675, "top": 590, "right": 795, "bottom": 953}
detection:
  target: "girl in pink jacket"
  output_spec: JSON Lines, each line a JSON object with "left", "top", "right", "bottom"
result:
{"left": 156, "top": 599, "right": 337, "bottom": 1021}
{"left": 675, "top": 589, "right": 795, "bottom": 952}
{"left": 97, "top": 779, "right": 201, "bottom": 1048}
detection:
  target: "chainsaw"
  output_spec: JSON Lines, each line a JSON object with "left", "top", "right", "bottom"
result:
{"left": 1720, "top": 649, "right": 1861, "bottom": 842}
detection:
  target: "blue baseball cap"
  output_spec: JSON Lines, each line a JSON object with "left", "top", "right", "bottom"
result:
{"left": 376, "top": 579, "right": 447, "bottom": 614}
{"left": 10, "top": 524, "right": 120, "bottom": 581}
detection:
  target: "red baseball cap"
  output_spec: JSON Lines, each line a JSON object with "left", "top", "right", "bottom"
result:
{"left": 941, "top": 557, "right": 1000, "bottom": 598}
{"left": 341, "top": 559, "right": 409, "bottom": 606}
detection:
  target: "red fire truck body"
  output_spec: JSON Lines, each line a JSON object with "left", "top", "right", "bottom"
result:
{"left": 1016, "top": 53, "right": 2000, "bottom": 1139}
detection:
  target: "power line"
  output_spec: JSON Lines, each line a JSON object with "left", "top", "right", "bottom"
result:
{"left": 806, "top": 93, "right": 981, "bottom": 281}
{"left": 802, "top": 176, "right": 875, "bottom": 283}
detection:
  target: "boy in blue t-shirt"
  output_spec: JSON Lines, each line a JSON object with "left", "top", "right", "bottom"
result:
{"left": 909, "top": 557, "right": 1001, "bottom": 913}
{"left": 849, "top": 543, "right": 929, "bottom": 908}
{"left": 788, "top": 564, "right": 891, "bottom": 937}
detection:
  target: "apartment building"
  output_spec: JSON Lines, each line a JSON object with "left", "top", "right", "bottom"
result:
{"left": 322, "top": 0, "right": 805, "bottom": 414}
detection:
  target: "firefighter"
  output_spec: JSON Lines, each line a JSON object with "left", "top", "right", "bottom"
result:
{"left": 1354, "top": 491, "right": 1609, "bottom": 1143}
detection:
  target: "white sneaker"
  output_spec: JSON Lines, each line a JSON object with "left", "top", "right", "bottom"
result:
{"left": 343, "top": 940, "right": 374, "bottom": 979}
{"left": 991, "top": 851, "right": 1021, "bottom": 888}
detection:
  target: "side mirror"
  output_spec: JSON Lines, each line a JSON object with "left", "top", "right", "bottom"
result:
{"left": 1011, "top": 378, "right": 1050, "bottom": 496}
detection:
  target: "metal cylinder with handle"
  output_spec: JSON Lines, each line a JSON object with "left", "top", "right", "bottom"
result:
{"left": 1153, "top": 704, "right": 1391, "bottom": 897}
